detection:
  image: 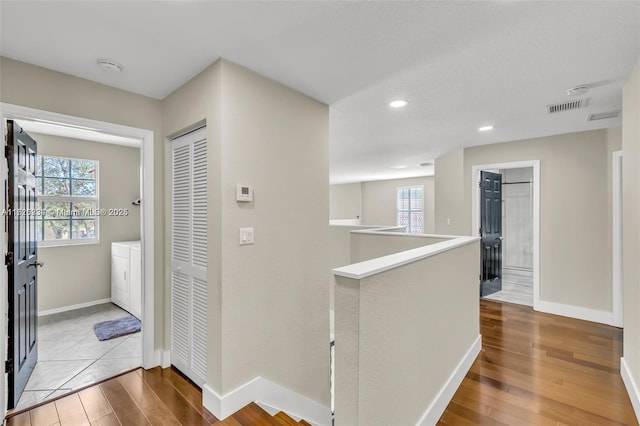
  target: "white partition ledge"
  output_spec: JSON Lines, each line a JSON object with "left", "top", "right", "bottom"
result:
{"left": 350, "top": 225, "right": 407, "bottom": 233}
{"left": 350, "top": 230, "right": 461, "bottom": 239}
{"left": 333, "top": 236, "right": 479, "bottom": 280}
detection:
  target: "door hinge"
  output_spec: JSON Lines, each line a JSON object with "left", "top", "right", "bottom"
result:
{"left": 5, "top": 360, "right": 12, "bottom": 374}
{"left": 4, "top": 145, "right": 12, "bottom": 159}
{"left": 5, "top": 251, "right": 13, "bottom": 266}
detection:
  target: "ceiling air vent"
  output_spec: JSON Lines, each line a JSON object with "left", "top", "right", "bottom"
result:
{"left": 546, "top": 98, "right": 589, "bottom": 114}
{"left": 587, "top": 110, "right": 621, "bottom": 121}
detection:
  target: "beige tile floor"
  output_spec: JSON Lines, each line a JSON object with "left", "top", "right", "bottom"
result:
{"left": 482, "top": 268, "right": 534, "bottom": 306}
{"left": 17, "top": 303, "right": 142, "bottom": 409}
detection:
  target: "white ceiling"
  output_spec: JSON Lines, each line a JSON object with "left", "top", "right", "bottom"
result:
{"left": 1, "top": 1, "right": 639, "bottom": 184}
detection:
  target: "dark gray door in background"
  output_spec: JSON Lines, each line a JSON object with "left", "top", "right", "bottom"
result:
{"left": 480, "top": 171, "right": 502, "bottom": 297}
{"left": 7, "top": 120, "right": 39, "bottom": 409}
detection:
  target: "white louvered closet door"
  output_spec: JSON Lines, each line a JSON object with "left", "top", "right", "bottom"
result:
{"left": 171, "top": 127, "right": 207, "bottom": 386}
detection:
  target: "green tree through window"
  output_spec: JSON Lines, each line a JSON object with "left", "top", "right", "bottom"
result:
{"left": 36, "top": 155, "right": 99, "bottom": 244}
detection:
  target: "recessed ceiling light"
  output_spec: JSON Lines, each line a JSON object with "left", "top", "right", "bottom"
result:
{"left": 478, "top": 125, "right": 494, "bottom": 132}
{"left": 98, "top": 58, "right": 122, "bottom": 72}
{"left": 389, "top": 100, "right": 408, "bottom": 108}
{"left": 418, "top": 162, "right": 433, "bottom": 167}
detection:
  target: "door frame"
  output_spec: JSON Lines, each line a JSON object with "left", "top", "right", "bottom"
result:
{"left": 471, "top": 160, "right": 540, "bottom": 309}
{"left": 613, "top": 150, "right": 623, "bottom": 327}
{"left": 0, "top": 103, "right": 156, "bottom": 413}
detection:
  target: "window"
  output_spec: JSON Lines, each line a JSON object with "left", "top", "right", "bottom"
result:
{"left": 397, "top": 186, "right": 424, "bottom": 233}
{"left": 35, "top": 155, "right": 99, "bottom": 246}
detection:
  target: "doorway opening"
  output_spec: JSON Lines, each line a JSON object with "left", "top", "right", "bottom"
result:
{"left": 485, "top": 167, "right": 534, "bottom": 305}
{"left": 472, "top": 161, "right": 540, "bottom": 309}
{"left": 1, "top": 104, "right": 156, "bottom": 414}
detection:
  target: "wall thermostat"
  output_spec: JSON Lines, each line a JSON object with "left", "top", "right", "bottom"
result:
{"left": 236, "top": 184, "right": 253, "bottom": 202}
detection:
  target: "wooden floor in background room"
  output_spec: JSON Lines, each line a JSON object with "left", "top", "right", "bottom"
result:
{"left": 438, "top": 299, "right": 637, "bottom": 425}
{"left": 483, "top": 268, "right": 533, "bottom": 306}
{"left": 6, "top": 368, "right": 313, "bottom": 426}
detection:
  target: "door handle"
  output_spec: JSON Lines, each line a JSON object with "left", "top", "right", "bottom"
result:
{"left": 29, "top": 260, "right": 44, "bottom": 268}
{"left": 495, "top": 237, "right": 503, "bottom": 241}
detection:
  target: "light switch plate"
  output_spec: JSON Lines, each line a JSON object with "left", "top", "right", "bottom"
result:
{"left": 239, "top": 227, "right": 254, "bottom": 245}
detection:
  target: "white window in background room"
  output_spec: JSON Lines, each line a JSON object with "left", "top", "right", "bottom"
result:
{"left": 397, "top": 186, "right": 424, "bottom": 233}
{"left": 35, "top": 155, "right": 99, "bottom": 246}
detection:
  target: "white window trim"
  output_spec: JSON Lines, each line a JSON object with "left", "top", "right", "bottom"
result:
{"left": 396, "top": 185, "right": 424, "bottom": 234}
{"left": 36, "top": 155, "right": 100, "bottom": 247}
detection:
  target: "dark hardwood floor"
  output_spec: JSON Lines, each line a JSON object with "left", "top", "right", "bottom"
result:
{"left": 438, "top": 299, "right": 638, "bottom": 425}
{"left": 6, "top": 368, "right": 310, "bottom": 426}
{"left": 7, "top": 299, "right": 638, "bottom": 425}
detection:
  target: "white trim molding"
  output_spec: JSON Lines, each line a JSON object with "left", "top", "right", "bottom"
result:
{"left": 1, "top": 103, "right": 157, "bottom": 370}
{"left": 612, "top": 150, "right": 623, "bottom": 327}
{"left": 621, "top": 358, "right": 640, "bottom": 422}
{"left": 471, "top": 160, "right": 540, "bottom": 309}
{"left": 152, "top": 350, "right": 172, "bottom": 369}
{"left": 161, "top": 350, "right": 172, "bottom": 368}
{"left": 37, "top": 298, "right": 112, "bottom": 317}
{"left": 417, "top": 335, "right": 482, "bottom": 426}
{"left": 536, "top": 300, "right": 616, "bottom": 326}
{"left": 203, "top": 377, "right": 332, "bottom": 426}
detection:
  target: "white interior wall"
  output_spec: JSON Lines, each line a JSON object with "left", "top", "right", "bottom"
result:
{"left": 461, "top": 130, "right": 612, "bottom": 313}
{"left": 33, "top": 132, "right": 141, "bottom": 313}
{"left": 0, "top": 57, "right": 165, "bottom": 351}
{"left": 434, "top": 149, "right": 466, "bottom": 235}
{"left": 162, "top": 59, "right": 330, "bottom": 415}
{"left": 621, "top": 56, "right": 640, "bottom": 416}
{"left": 361, "top": 176, "right": 435, "bottom": 233}
{"left": 334, "top": 239, "right": 480, "bottom": 425}
{"left": 330, "top": 183, "right": 361, "bottom": 221}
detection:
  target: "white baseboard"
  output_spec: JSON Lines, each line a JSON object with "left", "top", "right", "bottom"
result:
{"left": 148, "top": 350, "right": 169, "bottom": 369}
{"left": 329, "top": 219, "right": 362, "bottom": 226}
{"left": 621, "top": 357, "right": 640, "bottom": 423}
{"left": 38, "top": 298, "right": 112, "bottom": 317}
{"left": 255, "top": 401, "right": 306, "bottom": 422}
{"left": 535, "top": 300, "right": 616, "bottom": 326}
{"left": 255, "top": 401, "right": 279, "bottom": 416}
{"left": 203, "top": 377, "right": 331, "bottom": 426}
{"left": 161, "top": 350, "right": 171, "bottom": 368}
{"left": 417, "top": 334, "right": 482, "bottom": 426}
{"left": 150, "top": 350, "right": 162, "bottom": 369}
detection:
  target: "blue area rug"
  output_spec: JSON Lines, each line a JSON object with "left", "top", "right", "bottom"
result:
{"left": 94, "top": 315, "right": 141, "bottom": 341}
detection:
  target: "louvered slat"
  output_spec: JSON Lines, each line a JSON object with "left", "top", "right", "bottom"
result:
{"left": 171, "top": 128, "right": 207, "bottom": 386}
{"left": 192, "top": 139, "right": 207, "bottom": 268}
{"left": 191, "top": 276, "right": 208, "bottom": 380}
{"left": 171, "top": 271, "right": 190, "bottom": 369}
{"left": 172, "top": 144, "right": 191, "bottom": 263}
